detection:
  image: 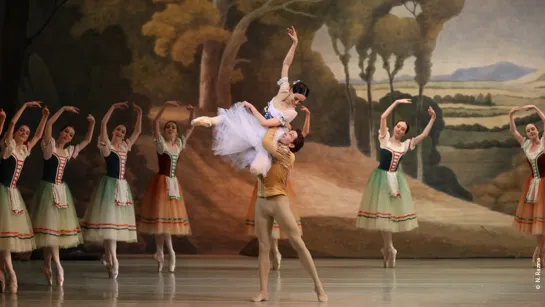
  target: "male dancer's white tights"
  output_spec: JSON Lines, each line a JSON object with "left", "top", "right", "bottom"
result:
{"left": 253, "top": 195, "right": 327, "bottom": 302}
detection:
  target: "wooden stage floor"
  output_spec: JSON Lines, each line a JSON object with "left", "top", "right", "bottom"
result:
{"left": 2, "top": 256, "right": 543, "bottom": 306}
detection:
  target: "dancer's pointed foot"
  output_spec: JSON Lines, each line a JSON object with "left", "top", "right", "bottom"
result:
{"left": 111, "top": 262, "right": 119, "bottom": 280}
{"left": 271, "top": 250, "right": 282, "bottom": 271}
{"left": 101, "top": 254, "right": 113, "bottom": 278}
{"left": 7, "top": 272, "right": 17, "bottom": 294}
{"left": 380, "top": 248, "right": 388, "bottom": 268}
{"left": 168, "top": 253, "right": 176, "bottom": 273}
{"left": 387, "top": 247, "right": 397, "bottom": 268}
{"left": 0, "top": 270, "right": 5, "bottom": 293}
{"left": 251, "top": 291, "right": 268, "bottom": 302}
{"left": 41, "top": 265, "right": 53, "bottom": 286}
{"left": 154, "top": 251, "right": 164, "bottom": 272}
{"left": 56, "top": 265, "right": 64, "bottom": 287}
{"left": 191, "top": 116, "right": 212, "bottom": 127}
{"left": 315, "top": 285, "right": 328, "bottom": 302}
{"left": 532, "top": 246, "right": 540, "bottom": 268}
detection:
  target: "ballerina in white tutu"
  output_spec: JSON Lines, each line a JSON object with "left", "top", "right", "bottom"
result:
{"left": 191, "top": 26, "right": 309, "bottom": 176}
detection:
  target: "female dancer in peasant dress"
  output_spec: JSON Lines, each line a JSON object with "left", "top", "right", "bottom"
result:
{"left": 31, "top": 106, "right": 95, "bottom": 286}
{"left": 356, "top": 98, "right": 436, "bottom": 268}
{"left": 81, "top": 101, "right": 142, "bottom": 279}
{"left": 244, "top": 105, "right": 310, "bottom": 270}
{"left": 136, "top": 101, "right": 194, "bottom": 273}
{"left": 0, "top": 101, "right": 49, "bottom": 293}
{"left": 191, "top": 26, "right": 309, "bottom": 177}
{"left": 510, "top": 105, "right": 545, "bottom": 268}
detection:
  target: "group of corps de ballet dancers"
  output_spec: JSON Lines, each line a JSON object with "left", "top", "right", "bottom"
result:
{"left": 0, "top": 26, "right": 543, "bottom": 302}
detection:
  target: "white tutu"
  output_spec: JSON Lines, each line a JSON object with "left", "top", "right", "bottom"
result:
{"left": 212, "top": 103, "right": 287, "bottom": 176}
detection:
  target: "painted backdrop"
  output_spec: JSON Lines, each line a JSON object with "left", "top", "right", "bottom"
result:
{"left": 1, "top": 0, "right": 543, "bottom": 258}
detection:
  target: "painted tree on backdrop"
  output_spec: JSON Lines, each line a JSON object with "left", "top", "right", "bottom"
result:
{"left": 142, "top": 0, "right": 322, "bottom": 111}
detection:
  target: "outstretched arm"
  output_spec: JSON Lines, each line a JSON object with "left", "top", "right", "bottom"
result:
{"left": 77, "top": 114, "right": 96, "bottom": 151}
{"left": 101, "top": 102, "right": 128, "bottom": 144}
{"left": 44, "top": 106, "right": 80, "bottom": 145}
{"left": 28, "top": 106, "right": 50, "bottom": 150}
{"left": 380, "top": 98, "right": 411, "bottom": 137}
{"left": 242, "top": 101, "right": 283, "bottom": 127}
{"left": 412, "top": 106, "right": 436, "bottom": 146}
{"left": 0, "top": 109, "right": 6, "bottom": 137}
{"left": 127, "top": 104, "right": 143, "bottom": 146}
{"left": 182, "top": 105, "right": 196, "bottom": 141}
{"left": 4, "top": 101, "right": 42, "bottom": 143}
{"left": 509, "top": 107, "right": 524, "bottom": 145}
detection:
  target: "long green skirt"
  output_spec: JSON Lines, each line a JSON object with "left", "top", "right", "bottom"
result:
{"left": 81, "top": 176, "right": 137, "bottom": 243}
{"left": 30, "top": 180, "right": 83, "bottom": 249}
{"left": 356, "top": 168, "right": 418, "bottom": 233}
{"left": 0, "top": 185, "right": 35, "bottom": 252}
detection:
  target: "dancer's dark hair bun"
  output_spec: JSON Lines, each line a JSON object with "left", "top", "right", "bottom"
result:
{"left": 292, "top": 80, "right": 310, "bottom": 98}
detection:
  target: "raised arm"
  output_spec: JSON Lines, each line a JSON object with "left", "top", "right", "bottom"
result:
{"left": 127, "top": 103, "right": 143, "bottom": 146}
{"left": 182, "top": 105, "right": 196, "bottom": 141}
{"left": 44, "top": 106, "right": 80, "bottom": 145}
{"left": 77, "top": 114, "right": 96, "bottom": 151}
{"left": 509, "top": 107, "right": 524, "bottom": 145}
{"left": 380, "top": 98, "right": 411, "bottom": 137}
{"left": 412, "top": 106, "right": 436, "bottom": 146}
{"left": 300, "top": 106, "right": 310, "bottom": 137}
{"left": 525, "top": 105, "right": 545, "bottom": 132}
{"left": 242, "top": 101, "right": 283, "bottom": 127}
{"left": 101, "top": 102, "right": 128, "bottom": 143}
{"left": 275, "top": 26, "right": 299, "bottom": 101}
{"left": 28, "top": 106, "right": 50, "bottom": 150}
{"left": 0, "top": 109, "right": 5, "bottom": 137}
{"left": 4, "top": 101, "right": 42, "bottom": 142}
{"left": 153, "top": 100, "right": 181, "bottom": 140}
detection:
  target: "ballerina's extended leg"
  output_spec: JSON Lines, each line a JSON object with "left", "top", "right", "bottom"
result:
{"left": 190, "top": 115, "right": 222, "bottom": 127}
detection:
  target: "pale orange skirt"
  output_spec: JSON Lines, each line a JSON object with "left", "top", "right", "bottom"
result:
{"left": 512, "top": 175, "right": 545, "bottom": 234}
{"left": 136, "top": 174, "right": 191, "bottom": 236}
{"left": 244, "top": 180, "right": 302, "bottom": 239}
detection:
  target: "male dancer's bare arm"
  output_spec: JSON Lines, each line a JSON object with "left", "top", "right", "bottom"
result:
{"left": 262, "top": 127, "right": 291, "bottom": 163}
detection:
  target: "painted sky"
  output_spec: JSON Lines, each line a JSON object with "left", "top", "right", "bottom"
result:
{"left": 311, "top": 0, "right": 545, "bottom": 80}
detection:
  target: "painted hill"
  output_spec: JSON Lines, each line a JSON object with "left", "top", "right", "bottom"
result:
{"left": 507, "top": 64, "right": 545, "bottom": 85}
{"left": 133, "top": 107, "right": 535, "bottom": 258}
{"left": 371, "top": 62, "right": 536, "bottom": 83}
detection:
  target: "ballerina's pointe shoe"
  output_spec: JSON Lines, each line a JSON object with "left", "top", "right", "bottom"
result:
{"left": 251, "top": 292, "right": 268, "bottom": 302}
{"left": 111, "top": 263, "right": 119, "bottom": 280}
{"left": 0, "top": 270, "right": 5, "bottom": 293}
{"left": 532, "top": 247, "right": 540, "bottom": 268}
{"left": 271, "top": 251, "right": 282, "bottom": 271}
{"left": 190, "top": 117, "right": 212, "bottom": 127}
{"left": 315, "top": 286, "right": 328, "bottom": 302}
{"left": 380, "top": 248, "right": 388, "bottom": 268}
{"left": 154, "top": 252, "right": 164, "bottom": 272}
{"left": 41, "top": 265, "right": 53, "bottom": 286}
{"left": 56, "top": 266, "right": 64, "bottom": 287}
{"left": 387, "top": 247, "right": 398, "bottom": 268}
{"left": 168, "top": 254, "right": 176, "bottom": 273}
{"left": 8, "top": 273, "right": 17, "bottom": 294}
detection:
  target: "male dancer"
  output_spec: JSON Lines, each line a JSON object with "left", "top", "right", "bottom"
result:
{"left": 251, "top": 127, "right": 327, "bottom": 302}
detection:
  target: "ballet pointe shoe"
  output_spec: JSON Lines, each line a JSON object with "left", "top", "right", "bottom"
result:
{"left": 380, "top": 248, "right": 388, "bottom": 268}
{"left": 111, "top": 263, "right": 119, "bottom": 280}
{"left": 532, "top": 247, "right": 540, "bottom": 268}
{"left": 271, "top": 250, "right": 282, "bottom": 271}
{"left": 387, "top": 247, "right": 398, "bottom": 268}
{"left": 191, "top": 116, "right": 212, "bottom": 127}
{"left": 7, "top": 273, "right": 17, "bottom": 294}
{"left": 251, "top": 292, "right": 268, "bottom": 302}
{"left": 154, "top": 252, "right": 164, "bottom": 272}
{"left": 0, "top": 270, "right": 5, "bottom": 293}
{"left": 41, "top": 265, "right": 53, "bottom": 286}
{"left": 101, "top": 255, "right": 113, "bottom": 279}
{"left": 168, "top": 254, "right": 176, "bottom": 273}
{"left": 315, "top": 285, "right": 328, "bottom": 302}
{"left": 56, "top": 266, "right": 64, "bottom": 287}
